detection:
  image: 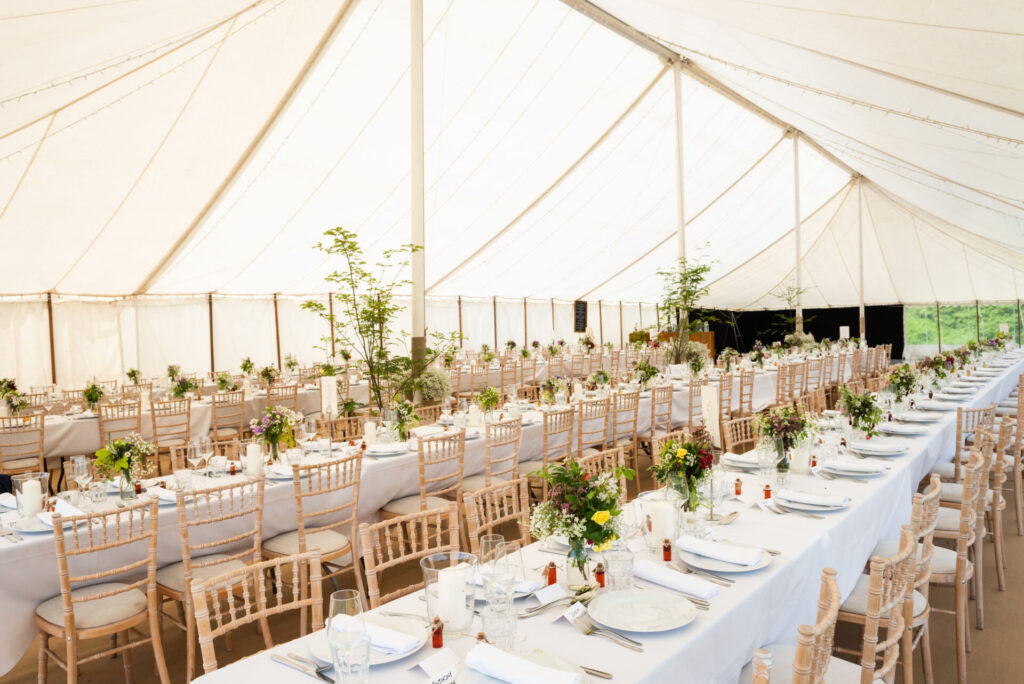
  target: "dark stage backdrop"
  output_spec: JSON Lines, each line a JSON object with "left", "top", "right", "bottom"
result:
{"left": 694, "top": 305, "right": 905, "bottom": 359}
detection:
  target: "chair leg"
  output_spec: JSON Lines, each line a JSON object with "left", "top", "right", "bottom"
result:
{"left": 185, "top": 599, "right": 196, "bottom": 684}
{"left": 974, "top": 537, "right": 985, "bottom": 629}
{"left": 1014, "top": 464, "right": 1024, "bottom": 536}
{"left": 955, "top": 582, "right": 968, "bottom": 684}
{"left": 901, "top": 623, "right": 914, "bottom": 684}
{"left": 149, "top": 600, "right": 171, "bottom": 684}
{"left": 993, "top": 508, "right": 1007, "bottom": 591}
{"left": 919, "top": 622, "right": 934, "bottom": 684}
{"left": 119, "top": 631, "right": 133, "bottom": 684}
{"left": 36, "top": 630, "right": 48, "bottom": 684}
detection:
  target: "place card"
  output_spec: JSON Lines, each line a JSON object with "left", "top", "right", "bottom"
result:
{"left": 417, "top": 647, "right": 459, "bottom": 683}
{"left": 532, "top": 583, "right": 568, "bottom": 605}
{"left": 557, "top": 601, "right": 586, "bottom": 625}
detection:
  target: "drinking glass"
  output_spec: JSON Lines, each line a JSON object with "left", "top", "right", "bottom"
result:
{"left": 71, "top": 456, "right": 93, "bottom": 506}
{"left": 755, "top": 439, "right": 775, "bottom": 481}
{"left": 604, "top": 549, "right": 634, "bottom": 591}
{"left": 173, "top": 469, "right": 193, "bottom": 491}
{"left": 88, "top": 482, "right": 107, "bottom": 505}
{"left": 197, "top": 436, "right": 213, "bottom": 469}
{"left": 479, "top": 548, "right": 517, "bottom": 649}
{"left": 304, "top": 417, "right": 318, "bottom": 445}
{"left": 186, "top": 441, "right": 202, "bottom": 472}
{"left": 478, "top": 534, "right": 505, "bottom": 571}
{"left": 421, "top": 551, "right": 477, "bottom": 634}
{"left": 326, "top": 589, "right": 371, "bottom": 684}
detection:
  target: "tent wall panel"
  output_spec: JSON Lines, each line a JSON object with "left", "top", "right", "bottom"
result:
{"left": 52, "top": 298, "right": 124, "bottom": 389}
{"left": 212, "top": 297, "right": 275, "bottom": 373}
{"left": 525, "top": 299, "right": 554, "bottom": 346}
{"left": 277, "top": 295, "right": 330, "bottom": 366}
{"left": 0, "top": 298, "right": 50, "bottom": 389}
{"left": 135, "top": 298, "right": 209, "bottom": 380}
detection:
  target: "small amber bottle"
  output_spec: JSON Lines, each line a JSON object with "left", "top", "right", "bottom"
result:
{"left": 734, "top": 478, "right": 743, "bottom": 496}
{"left": 230, "top": 462, "right": 237, "bottom": 476}
{"left": 546, "top": 561, "right": 557, "bottom": 586}
{"left": 594, "top": 562, "right": 605, "bottom": 588}
{"left": 763, "top": 484, "right": 772, "bottom": 500}
{"left": 662, "top": 539, "right": 672, "bottom": 562}
{"left": 431, "top": 618, "right": 443, "bottom": 648}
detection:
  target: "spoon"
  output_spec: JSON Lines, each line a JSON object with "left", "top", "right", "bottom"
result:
{"left": 714, "top": 510, "right": 740, "bottom": 525}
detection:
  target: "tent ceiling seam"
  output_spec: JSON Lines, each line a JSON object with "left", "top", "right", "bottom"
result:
{"left": 822, "top": 190, "right": 859, "bottom": 301}
{"left": 0, "top": 113, "right": 54, "bottom": 227}
{"left": 862, "top": 189, "right": 901, "bottom": 302}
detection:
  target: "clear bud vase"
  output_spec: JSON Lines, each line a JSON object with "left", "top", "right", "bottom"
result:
{"left": 774, "top": 439, "right": 790, "bottom": 486}
{"left": 565, "top": 542, "right": 591, "bottom": 591}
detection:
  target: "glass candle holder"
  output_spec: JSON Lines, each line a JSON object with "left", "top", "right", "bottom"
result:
{"left": 421, "top": 551, "right": 477, "bottom": 634}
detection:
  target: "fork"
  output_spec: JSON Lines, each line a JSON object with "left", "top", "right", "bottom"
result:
{"left": 0, "top": 528, "right": 21, "bottom": 543}
{"left": 674, "top": 562, "right": 734, "bottom": 586}
{"left": 816, "top": 470, "right": 867, "bottom": 485}
{"left": 571, "top": 614, "right": 644, "bottom": 652}
{"left": 769, "top": 501, "right": 825, "bottom": 520}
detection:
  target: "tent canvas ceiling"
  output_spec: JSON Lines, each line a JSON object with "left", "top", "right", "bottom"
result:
{"left": 2, "top": 0, "right": 1024, "bottom": 307}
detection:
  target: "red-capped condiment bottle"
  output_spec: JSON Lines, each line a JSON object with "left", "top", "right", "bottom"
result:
{"left": 763, "top": 484, "right": 772, "bottom": 500}
{"left": 230, "top": 462, "right": 237, "bottom": 476}
{"left": 546, "top": 561, "right": 557, "bottom": 586}
{"left": 662, "top": 539, "right": 672, "bottom": 562}
{"left": 734, "top": 478, "right": 743, "bottom": 496}
{"left": 594, "top": 562, "right": 605, "bottom": 588}
{"left": 431, "top": 618, "right": 443, "bottom": 648}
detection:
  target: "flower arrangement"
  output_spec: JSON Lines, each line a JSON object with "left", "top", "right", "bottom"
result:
{"left": 604, "top": 341, "right": 614, "bottom": 352}
{"left": 505, "top": 340, "right": 517, "bottom": 351}
{"left": 83, "top": 381, "right": 105, "bottom": 410}
{"left": 249, "top": 405, "right": 302, "bottom": 461}
{"left": 481, "top": 350, "right": 496, "bottom": 364}
{"left": 771, "top": 341, "right": 784, "bottom": 358}
{"left": 1, "top": 380, "right": 27, "bottom": 415}
{"left": 441, "top": 349, "right": 455, "bottom": 368}
{"left": 94, "top": 433, "right": 155, "bottom": 498}
{"left": 918, "top": 353, "right": 953, "bottom": 381}
{"left": 952, "top": 347, "right": 970, "bottom": 369}
{"left": 966, "top": 340, "right": 979, "bottom": 358}
{"left": 748, "top": 340, "right": 768, "bottom": 368}
{"left": 557, "top": 338, "right": 566, "bottom": 348}
{"left": 480, "top": 343, "right": 491, "bottom": 354}
{"left": 258, "top": 365, "right": 279, "bottom": 386}
{"left": 783, "top": 331, "right": 816, "bottom": 349}
{"left": 478, "top": 386, "right": 501, "bottom": 412}
{"left": 818, "top": 337, "right": 832, "bottom": 352}
{"left": 993, "top": 331, "right": 1011, "bottom": 349}
{"left": 589, "top": 369, "right": 609, "bottom": 387}
{"left": 546, "top": 342, "right": 560, "bottom": 356}
{"left": 667, "top": 338, "right": 709, "bottom": 376}
{"left": 887, "top": 364, "right": 918, "bottom": 402}
{"left": 718, "top": 347, "right": 740, "bottom": 372}
{"left": 580, "top": 335, "right": 596, "bottom": 352}
{"left": 519, "top": 348, "right": 530, "bottom": 359}
{"left": 339, "top": 348, "right": 353, "bottom": 362}
{"left": 541, "top": 377, "right": 564, "bottom": 404}
{"left": 758, "top": 406, "right": 812, "bottom": 470}
{"left": 318, "top": 363, "right": 339, "bottom": 377}
{"left": 837, "top": 386, "right": 883, "bottom": 438}
{"left": 529, "top": 458, "right": 633, "bottom": 586}
{"left": 391, "top": 398, "right": 420, "bottom": 440}
{"left": 284, "top": 353, "right": 299, "bottom": 372}
{"left": 634, "top": 359, "right": 658, "bottom": 387}
{"left": 651, "top": 427, "right": 714, "bottom": 511}
{"left": 126, "top": 368, "right": 141, "bottom": 385}
{"left": 531, "top": 340, "right": 541, "bottom": 351}
{"left": 845, "top": 337, "right": 861, "bottom": 349}
{"left": 628, "top": 329, "right": 650, "bottom": 348}
{"left": 166, "top": 364, "right": 181, "bottom": 381}
{"left": 216, "top": 372, "right": 238, "bottom": 392}
{"left": 240, "top": 357, "right": 255, "bottom": 375}
{"left": 172, "top": 376, "right": 198, "bottom": 398}
{"left": 415, "top": 367, "right": 451, "bottom": 404}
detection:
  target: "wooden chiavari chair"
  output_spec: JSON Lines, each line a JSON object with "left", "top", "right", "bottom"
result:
{"left": 157, "top": 476, "right": 265, "bottom": 682}
{"left": 578, "top": 446, "right": 628, "bottom": 504}
{"left": 263, "top": 456, "right": 363, "bottom": 631}
{"left": 791, "top": 361, "right": 807, "bottom": 397}
{"left": 414, "top": 404, "right": 443, "bottom": 425}
{"left": 517, "top": 407, "right": 573, "bottom": 500}
{"left": 463, "top": 417, "right": 522, "bottom": 492}
{"left": 682, "top": 378, "right": 704, "bottom": 432}
{"left": 742, "top": 568, "right": 842, "bottom": 684}
{"left": 317, "top": 414, "right": 365, "bottom": 441}
{"left": 381, "top": 430, "right": 465, "bottom": 519}
{"left": 851, "top": 348, "right": 864, "bottom": 382}
{"left": 463, "top": 479, "right": 531, "bottom": 554}
{"left": 608, "top": 350, "right": 621, "bottom": 382}
{"left": 447, "top": 365, "right": 463, "bottom": 400}
{"left": 120, "top": 382, "right": 152, "bottom": 402}
{"left": 266, "top": 384, "right": 298, "bottom": 411}
{"left": 722, "top": 415, "right": 758, "bottom": 455}
{"left": 151, "top": 398, "right": 191, "bottom": 475}
{"left": 359, "top": 503, "right": 460, "bottom": 609}
{"left": 716, "top": 373, "right": 734, "bottom": 447}
{"left": 62, "top": 389, "right": 86, "bottom": 410}
{"left": 805, "top": 358, "right": 822, "bottom": 393}
{"left": 570, "top": 354, "right": 585, "bottom": 379}
{"left": 499, "top": 362, "right": 518, "bottom": 404}
{"left": 930, "top": 404, "right": 996, "bottom": 482}
{"left": 168, "top": 439, "right": 241, "bottom": 472}
{"left": 737, "top": 369, "right": 755, "bottom": 416}
{"left": 576, "top": 397, "right": 610, "bottom": 457}
{"left": 462, "top": 363, "right": 489, "bottom": 401}
{"left": 210, "top": 390, "right": 244, "bottom": 440}
{"left": 191, "top": 552, "right": 323, "bottom": 674}
{"left": 96, "top": 399, "right": 141, "bottom": 445}
{"left": 36, "top": 499, "right": 170, "bottom": 684}
{"left": 774, "top": 365, "right": 792, "bottom": 408}
{"left": 32, "top": 384, "right": 56, "bottom": 395}
{"left": 95, "top": 379, "right": 118, "bottom": 393}
{"left": 547, "top": 354, "right": 564, "bottom": 380}
{"left": 518, "top": 356, "right": 540, "bottom": 400}
{"left": 639, "top": 384, "right": 674, "bottom": 458}
{"left": 999, "top": 373, "right": 1024, "bottom": 535}
{"left": 603, "top": 390, "right": 639, "bottom": 475}
{"left": 298, "top": 367, "right": 318, "bottom": 384}
{"left": 22, "top": 391, "right": 49, "bottom": 411}
{"left": 0, "top": 414, "right": 45, "bottom": 475}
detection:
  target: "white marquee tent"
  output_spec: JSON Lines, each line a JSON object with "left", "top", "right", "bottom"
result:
{"left": 1, "top": 0, "right": 1022, "bottom": 388}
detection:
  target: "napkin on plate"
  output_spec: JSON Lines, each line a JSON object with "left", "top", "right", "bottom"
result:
{"left": 266, "top": 464, "right": 296, "bottom": 478}
{"left": 827, "top": 458, "right": 885, "bottom": 473}
{"left": 464, "top": 643, "right": 581, "bottom": 684}
{"left": 849, "top": 440, "right": 903, "bottom": 454}
{"left": 145, "top": 487, "right": 179, "bottom": 504}
{"left": 0, "top": 493, "right": 16, "bottom": 509}
{"left": 329, "top": 614, "right": 420, "bottom": 655}
{"left": 37, "top": 497, "right": 84, "bottom": 527}
{"left": 632, "top": 558, "right": 719, "bottom": 599}
{"left": 776, "top": 489, "right": 850, "bottom": 507}
{"left": 674, "top": 536, "right": 761, "bottom": 567}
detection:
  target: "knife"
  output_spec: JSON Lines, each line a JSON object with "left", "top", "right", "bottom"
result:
{"left": 270, "top": 654, "right": 332, "bottom": 683}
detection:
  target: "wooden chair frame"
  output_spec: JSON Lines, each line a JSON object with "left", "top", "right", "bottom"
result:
{"left": 0, "top": 414, "right": 45, "bottom": 475}
{"left": 463, "top": 479, "right": 531, "bottom": 554}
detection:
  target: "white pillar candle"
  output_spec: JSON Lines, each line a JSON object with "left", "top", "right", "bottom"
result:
{"left": 363, "top": 421, "right": 377, "bottom": 446}
{"left": 467, "top": 405, "right": 481, "bottom": 428}
{"left": 436, "top": 563, "right": 470, "bottom": 624}
{"left": 320, "top": 375, "right": 338, "bottom": 416}
{"left": 642, "top": 498, "right": 676, "bottom": 547}
{"left": 20, "top": 479, "right": 42, "bottom": 517}
{"left": 245, "top": 444, "right": 263, "bottom": 476}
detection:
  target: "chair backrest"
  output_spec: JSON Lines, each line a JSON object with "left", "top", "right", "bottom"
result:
{"left": 483, "top": 417, "right": 522, "bottom": 488}
{"left": 858, "top": 526, "right": 915, "bottom": 682}
{"left": 267, "top": 384, "right": 298, "bottom": 411}
{"left": 832, "top": 352, "right": 846, "bottom": 386}
{"left": 723, "top": 415, "right": 758, "bottom": 455}
{"left": 22, "top": 391, "right": 48, "bottom": 408}
{"left": 578, "top": 447, "right": 628, "bottom": 503}
{"left": 121, "top": 382, "right": 153, "bottom": 401}
{"left": 910, "top": 474, "right": 942, "bottom": 609}
{"left": 416, "top": 429, "right": 466, "bottom": 509}
{"left": 649, "top": 385, "right": 674, "bottom": 436}
{"left": 319, "top": 414, "right": 365, "bottom": 441}
{"left": 52, "top": 498, "right": 159, "bottom": 636}
{"left": 298, "top": 367, "right": 318, "bottom": 384}
{"left": 547, "top": 355, "right": 564, "bottom": 379}
{"left": 791, "top": 362, "right": 807, "bottom": 395}
{"left": 169, "top": 438, "right": 241, "bottom": 472}
{"left": 151, "top": 398, "right": 191, "bottom": 447}
{"left": 499, "top": 363, "right": 518, "bottom": 401}
{"left": 718, "top": 373, "right": 734, "bottom": 425}
{"left": 211, "top": 390, "right": 245, "bottom": 436}
{"left": 791, "top": 567, "right": 840, "bottom": 684}
{"left": 738, "top": 369, "right": 755, "bottom": 416}
{"left": 192, "top": 551, "right": 323, "bottom": 673}
{"left": 851, "top": 349, "right": 863, "bottom": 380}
{"left": 173, "top": 476, "right": 266, "bottom": 600}
{"left": 683, "top": 379, "right": 704, "bottom": 431}
{"left": 570, "top": 354, "right": 585, "bottom": 378}
{"left": 414, "top": 404, "right": 443, "bottom": 426}
{"left": 805, "top": 358, "right": 822, "bottom": 392}
{"left": 62, "top": 388, "right": 86, "bottom": 408}
{"left": 469, "top": 363, "right": 489, "bottom": 396}
{"left": 447, "top": 365, "right": 462, "bottom": 394}
{"left": 775, "top": 365, "right": 793, "bottom": 407}
{"left": 359, "top": 503, "right": 460, "bottom": 608}
{"left": 575, "top": 397, "right": 610, "bottom": 456}
{"left": 954, "top": 404, "right": 996, "bottom": 479}
{"left": 0, "top": 415, "right": 45, "bottom": 474}
{"left": 290, "top": 455, "right": 361, "bottom": 559}
{"left": 608, "top": 390, "right": 640, "bottom": 447}
{"left": 97, "top": 399, "right": 142, "bottom": 444}
{"left": 462, "top": 480, "right": 531, "bottom": 554}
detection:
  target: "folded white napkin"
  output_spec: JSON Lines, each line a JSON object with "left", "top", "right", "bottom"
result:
{"left": 330, "top": 615, "right": 419, "bottom": 655}
{"left": 849, "top": 440, "right": 903, "bottom": 454}
{"left": 366, "top": 443, "right": 407, "bottom": 455}
{"left": 37, "top": 498, "right": 84, "bottom": 527}
{"left": 776, "top": 488, "right": 850, "bottom": 507}
{"left": 828, "top": 457, "right": 885, "bottom": 473}
{"left": 464, "top": 643, "right": 581, "bottom": 684}
{"left": 474, "top": 568, "right": 542, "bottom": 595}
{"left": 722, "top": 451, "right": 758, "bottom": 466}
{"left": 146, "top": 487, "right": 178, "bottom": 503}
{"left": 674, "top": 536, "right": 761, "bottom": 567}
{"left": 0, "top": 493, "right": 15, "bottom": 509}
{"left": 632, "top": 558, "right": 719, "bottom": 599}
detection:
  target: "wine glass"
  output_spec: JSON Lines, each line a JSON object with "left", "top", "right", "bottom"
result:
{"left": 197, "top": 436, "right": 213, "bottom": 472}
{"left": 186, "top": 441, "right": 202, "bottom": 473}
{"left": 304, "top": 417, "right": 318, "bottom": 445}
{"left": 327, "top": 589, "right": 371, "bottom": 684}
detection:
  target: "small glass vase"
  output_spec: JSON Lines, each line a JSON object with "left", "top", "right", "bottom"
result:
{"left": 666, "top": 473, "right": 699, "bottom": 512}
{"left": 119, "top": 474, "right": 138, "bottom": 500}
{"left": 565, "top": 542, "right": 591, "bottom": 591}
{"left": 774, "top": 439, "right": 790, "bottom": 486}
{"left": 266, "top": 441, "right": 280, "bottom": 463}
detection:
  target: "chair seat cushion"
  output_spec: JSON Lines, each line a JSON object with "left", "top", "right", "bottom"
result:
{"left": 581, "top": 447, "right": 601, "bottom": 458}
{"left": 516, "top": 461, "right": 544, "bottom": 477}
{"left": 738, "top": 644, "right": 862, "bottom": 683}
{"left": 36, "top": 582, "right": 147, "bottom": 629}
{"left": 935, "top": 506, "right": 962, "bottom": 532}
{"left": 5, "top": 456, "right": 40, "bottom": 471}
{"left": 940, "top": 483, "right": 1003, "bottom": 507}
{"left": 840, "top": 573, "right": 928, "bottom": 617}
{"left": 158, "top": 438, "right": 187, "bottom": 449}
{"left": 872, "top": 538, "right": 957, "bottom": 576}
{"left": 156, "top": 554, "right": 247, "bottom": 593}
{"left": 213, "top": 427, "right": 239, "bottom": 439}
{"left": 263, "top": 529, "right": 349, "bottom": 557}
{"left": 382, "top": 495, "right": 449, "bottom": 516}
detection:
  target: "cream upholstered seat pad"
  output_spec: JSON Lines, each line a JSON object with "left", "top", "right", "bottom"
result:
{"left": 36, "top": 582, "right": 147, "bottom": 629}
{"left": 462, "top": 473, "right": 514, "bottom": 492}
{"left": 382, "top": 495, "right": 449, "bottom": 516}
{"left": 930, "top": 454, "right": 1012, "bottom": 480}
{"left": 515, "top": 461, "right": 543, "bottom": 476}
{"left": 839, "top": 573, "right": 928, "bottom": 617}
{"left": 738, "top": 644, "right": 861, "bottom": 683}
{"left": 940, "top": 483, "right": 1004, "bottom": 506}
{"left": 213, "top": 427, "right": 238, "bottom": 439}
{"left": 264, "top": 528, "right": 350, "bottom": 556}
{"left": 156, "top": 554, "right": 247, "bottom": 593}
{"left": 872, "top": 538, "right": 958, "bottom": 576}
{"left": 934, "top": 506, "right": 963, "bottom": 532}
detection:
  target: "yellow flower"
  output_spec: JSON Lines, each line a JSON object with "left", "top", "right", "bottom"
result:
{"left": 591, "top": 510, "right": 611, "bottom": 526}
{"left": 594, "top": 539, "right": 614, "bottom": 553}
{"left": 676, "top": 448, "right": 687, "bottom": 458}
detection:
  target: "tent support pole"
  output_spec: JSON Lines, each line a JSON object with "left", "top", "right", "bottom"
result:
{"left": 47, "top": 293, "right": 56, "bottom": 384}
{"left": 656, "top": 303, "right": 660, "bottom": 330}
{"left": 936, "top": 303, "right": 942, "bottom": 352}
{"left": 619, "top": 301, "right": 624, "bottom": 348}
{"left": 1018, "top": 300, "right": 1022, "bottom": 346}
{"left": 975, "top": 301, "right": 981, "bottom": 341}
{"left": 458, "top": 296, "right": 463, "bottom": 348}
{"left": 273, "top": 294, "right": 282, "bottom": 371}
{"left": 673, "top": 61, "right": 685, "bottom": 265}
{"left": 523, "top": 297, "right": 528, "bottom": 348}
{"left": 792, "top": 131, "right": 803, "bottom": 333}
{"left": 857, "top": 175, "right": 865, "bottom": 339}
{"left": 208, "top": 293, "right": 214, "bottom": 374}
{"left": 597, "top": 301, "right": 604, "bottom": 346}
{"left": 492, "top": 297, "right": 498, "bottom": 350}
{"left": 409, "top": 0, "right": 426, "bottom": 374}
{"left": 328, "top": 293, "right": 336, "bottom": 360}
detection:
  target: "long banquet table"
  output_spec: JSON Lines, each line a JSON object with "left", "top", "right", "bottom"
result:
{"left": 189, "top": 352, "right": 1024, "bottom": 684}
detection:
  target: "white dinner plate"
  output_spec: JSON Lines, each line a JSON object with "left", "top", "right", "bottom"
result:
{"left": 913, "top": 401, "right": 957, "bottom": 412}
{"left": 677, "top": 542, "right": 773, "bottom": 574}
{"left": 957, "top": 377, "right": 989, "bottom": 384}
{"left": 895, "top": 411, "right": 944, "bottom": 423}
{"left": 586, "top": 587, "right": 697, "bottom": 633}
{"left": 774, "top": 494, "right": 850, "bottom": 512}
{"left": 365, "top": 443, "right": 410, "bottom": 456}
{"left": 456, "top": 651, "right": 584, "bottom": 683}
{"left": 848, "top": 440, "right": 907, "bottom": 457}
{"left": 822, "top": 462, "right": 884, "bottom": 479}
{"left": 721, "top": 454, "right": 758, "bottom": 471}
{"left": 13, "top": 517, "right": 59, "bottom": 534}
{"left": 932, "top": 393, "right": 970, "bottom": 402}
{"left": 941, "top": 387, "right": 976, "bottom": 395}
{"left": 878, "top": 423, "right": 929, "bottom": 437}
{"left": 308, "top": 614, "right": 427, "bottom": 666}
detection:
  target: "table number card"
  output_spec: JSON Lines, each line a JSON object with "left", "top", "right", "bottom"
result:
{"left": 417, "top": 647, "right": 460, "bottom": 683}
{"left": 839, "top": 325, "right": 850, "bottom": 340}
